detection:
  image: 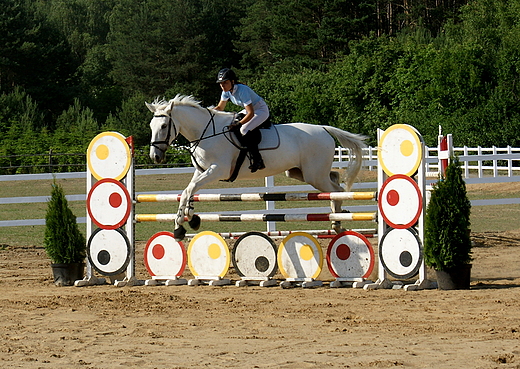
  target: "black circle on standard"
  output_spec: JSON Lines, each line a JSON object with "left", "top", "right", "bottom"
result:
{"left": 399, "top": 251, "right": 412, "bottom": 267}
{"left": 87, "top": 227, "right": 131, "bottom": 276}
{"left": 97, "top": 250, "right": 111, "bottom": 265}
{"left": 379, "top": 227, "right": 422, "bottom": 280}
{"left": 232, "top": 231, "right": 278, "bottom": 278}
{"left": 255, "top": 256, "right": 270, "bottom": 272}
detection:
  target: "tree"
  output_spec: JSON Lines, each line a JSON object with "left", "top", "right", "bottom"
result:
{"left": 236, "top": 0, "right": 377, "bottom": 71}
{"left": 107, "top": 0, "right": 243, "bottom": 104}
{"left": 36, "top": 0, "right": 120, "bottom": 122}
{"left": 0, "top": 0, "right": 78, "bottom": 125}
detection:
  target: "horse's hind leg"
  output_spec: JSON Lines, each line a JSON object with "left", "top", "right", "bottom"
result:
{"left": 285, "top": 168, "right": 305, "bottom": 182}
{"left": 304, "top": 168, "right": 346, "bottom": 234}
{"left": 328, "top": 171, "right": 347, "bottom": 233}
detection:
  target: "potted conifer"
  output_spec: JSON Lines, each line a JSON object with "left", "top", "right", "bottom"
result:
{"left": 424, "top": 156, "right": 472, "bottom": 289}
{"left": 44, "top": 181, "right": 86, "bottom": 286}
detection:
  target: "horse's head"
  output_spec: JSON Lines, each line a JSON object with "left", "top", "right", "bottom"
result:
{"left": 146, "top": 99, "right": 179, "bottom": 163}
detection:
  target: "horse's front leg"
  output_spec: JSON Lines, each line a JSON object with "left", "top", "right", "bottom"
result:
{"left": 174, "top": 193, "right": 201, "bottom": 239}
{"left": 173, "top": 164, "right": 225, "bottom": 240}
{"left": 173, "top": 188, "right": 191, "bottom": 240}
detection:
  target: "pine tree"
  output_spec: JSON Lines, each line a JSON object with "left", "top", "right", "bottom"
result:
{"left": 44, "top": 181, "right": 86, "bottom": 264}
{"left": 424, "top": 156, "right": 472, "bottom": 270}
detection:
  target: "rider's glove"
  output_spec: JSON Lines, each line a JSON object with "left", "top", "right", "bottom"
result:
{"left": 229, "top": 119, "right": 241, "bottom": 131}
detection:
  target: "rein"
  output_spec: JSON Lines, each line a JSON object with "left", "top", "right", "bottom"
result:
{"left": 188, "top": 109, "right": 240, "bottom": 171}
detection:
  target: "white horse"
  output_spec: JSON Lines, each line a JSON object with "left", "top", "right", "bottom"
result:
{"left": 146, "top": 95, "right": 366, "bottom": 240}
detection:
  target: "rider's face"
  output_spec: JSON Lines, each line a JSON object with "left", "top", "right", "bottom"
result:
{"left": 219, "top": 80, "right": 232, "bottom": 92}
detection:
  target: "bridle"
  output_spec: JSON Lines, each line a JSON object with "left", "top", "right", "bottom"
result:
{"left": 149, "top": 105, "right": 242, "bottom": 171}
{"left": 150, "top": 114, "right": 178, "bottom": 155}
{"left": 150, "top": 107, "right": 237, "bottom": 154}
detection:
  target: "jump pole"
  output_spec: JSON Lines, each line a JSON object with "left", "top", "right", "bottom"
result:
{"left": 135, "top": 212, "right": 377, "bottom": 223}
{"left": 136, "top": 191, "right": 376, "bottom": 202}
{"left": 185, "top": 228, "right": 377, "bottom": 240}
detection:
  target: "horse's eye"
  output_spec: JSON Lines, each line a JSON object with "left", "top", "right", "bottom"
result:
{"left": 161, "top": 124, "right": 167, "bottom": 130}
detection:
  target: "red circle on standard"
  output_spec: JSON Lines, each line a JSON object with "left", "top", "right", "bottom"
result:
{"left": 109, "top": 192, "right": 123, "bottom": 208}
{"left": 387, "top": 189, "right": 399, "bottom": 206}
{"left": 86, "top": 178, "right": 131, "bottom": 230}
{"left": 152, "top": 244, "right": 165, "bottom": 260}
{"left": 326, "top": 231, "right": 375, "bottom": 279}
{"left": 336, "top": 244, "right": 351, "bottom": 260}
{"left": 378, "top": 174, "right": 423, "bottom": 229}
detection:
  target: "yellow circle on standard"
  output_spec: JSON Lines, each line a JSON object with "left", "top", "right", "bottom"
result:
{"left": 96, "top": 144, "right": 110, "bottom": 160}
{"left": 299, "top": 244, "right": 314, "bottom": 261}
{"left": 87, "top": 132, "right": 131, "bottom": 180}
{"left": 278, "top": 232, "right": 323, "bottom": 279}
{"left": 208, "top": 243, "right": 221, "bottom": 259}
{"left": 378, "top": 124, "right": 423, "bottom": 177}
{"left": 400, "top": 140, "right": 414, "bottom": 157}
{"left": 187, "top": 231, "right": 230, "bottom": 277}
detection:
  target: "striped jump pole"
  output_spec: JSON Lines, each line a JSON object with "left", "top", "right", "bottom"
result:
{"left": 186, "top": 228, "right": 377, "bottom": 240}
{"left": 136, "top": 191, "right": 376, "bottom": 203}
{"left": 135, "top": 212, "right": 377, "bottom": 223}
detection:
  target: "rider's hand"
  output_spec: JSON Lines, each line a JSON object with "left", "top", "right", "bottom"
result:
{"left": 229, "top": 120, "right": 241, "bottom": 131}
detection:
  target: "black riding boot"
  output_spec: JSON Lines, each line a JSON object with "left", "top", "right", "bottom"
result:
{"left": 239, "top": 129, "right": 265, "bottom": 173}
{"left": 248, "top": 145, "right": 265, "bottom": 172}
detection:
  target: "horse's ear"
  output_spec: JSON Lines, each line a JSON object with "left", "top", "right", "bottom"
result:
{"left": 145, "top": 102, "right": 155, "bottom": 113}
{"left": 165, "top": 100, "right": 174, "bottom": 114}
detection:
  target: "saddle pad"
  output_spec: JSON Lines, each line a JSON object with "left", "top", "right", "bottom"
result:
{"left": 229, "top": 125, "right": 280, "bottom": 151}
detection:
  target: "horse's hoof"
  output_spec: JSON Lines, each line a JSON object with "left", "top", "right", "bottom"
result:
{"left": 188, "top": 214, "right": 201, "bottom": 230}
{"left": 331, "top": 221, "right": 345, "bottom": 234}
{"left": 174, "top": 226, "right": 187, "bottom": 241}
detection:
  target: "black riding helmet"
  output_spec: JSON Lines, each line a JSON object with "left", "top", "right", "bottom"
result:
{"left": 216, "top": 68, "right": 237, "bottom": 83}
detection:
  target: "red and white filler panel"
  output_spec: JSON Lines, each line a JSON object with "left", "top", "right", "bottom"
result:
{"left": 364, "top": 124, "right": 434, "bottom": 290}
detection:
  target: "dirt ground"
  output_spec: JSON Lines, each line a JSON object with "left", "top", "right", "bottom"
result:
{"left": 1, "top": 231, "right": 520, "bottom": 369}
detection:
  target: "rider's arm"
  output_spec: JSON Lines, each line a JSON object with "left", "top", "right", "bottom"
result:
{"left": 215, "top": 100, "right": 227, "bottom": 111}
{"left": 240, "top": 104, "right": 254, "bottom": 124}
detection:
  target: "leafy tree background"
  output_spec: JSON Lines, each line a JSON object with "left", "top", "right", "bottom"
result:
{"left": 1, "top": 0, "right": 520, "bottom": 173}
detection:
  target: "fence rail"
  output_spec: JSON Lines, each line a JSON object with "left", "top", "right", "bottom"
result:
{"left": 0, "top": 150, "right": 188, "bottom": 175}
{"left": 1, "top": 145, "right": 520, "bottom": 228}
{"left": 334, "top": 146, "right": 520, "bottom": 178}
{"left": 2, "top": 145, "right": 520, "bottom": 177}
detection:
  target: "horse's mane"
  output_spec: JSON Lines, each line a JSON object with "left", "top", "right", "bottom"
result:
{"left": 151, "top": 94, "right": 230, "bottom": 116}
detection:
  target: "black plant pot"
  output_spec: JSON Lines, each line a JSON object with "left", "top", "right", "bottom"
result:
{"left": 51, "top": 263, "right": 85, "bottom": 286}
{"left": 435, "top": 264, "right": 472, "bottom": 290}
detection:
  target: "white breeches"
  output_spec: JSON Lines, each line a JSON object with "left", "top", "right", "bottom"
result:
{"left": 239, "top": 100, "right": 270, "bottom": 135}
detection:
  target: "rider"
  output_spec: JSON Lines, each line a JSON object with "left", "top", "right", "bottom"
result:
{"left": 214, "top": 68, "right": 268, "bottom": 172}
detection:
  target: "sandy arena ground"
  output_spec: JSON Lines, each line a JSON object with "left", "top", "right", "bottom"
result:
{"left": 1, "top": 231, "right": 520, "bottom": 369}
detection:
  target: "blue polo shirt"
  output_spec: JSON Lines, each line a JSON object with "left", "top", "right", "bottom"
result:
{"left": 221, "top": 84, "right": 263, "bottom": 107}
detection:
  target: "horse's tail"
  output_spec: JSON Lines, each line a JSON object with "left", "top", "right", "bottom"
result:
{"left": 322, "top": 126, "right": 367, "bottom": 191}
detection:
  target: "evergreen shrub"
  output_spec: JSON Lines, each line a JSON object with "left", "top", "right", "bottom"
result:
{"left": 44, "top": 181, "right": 86, "bottom": 264}
{"left": 424, "top": 156, "right": 472, "bottom": 270}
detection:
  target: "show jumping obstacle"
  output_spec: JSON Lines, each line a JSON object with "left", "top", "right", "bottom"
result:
{"left": 80, "top": 123, "right": 451, "bottom": 289}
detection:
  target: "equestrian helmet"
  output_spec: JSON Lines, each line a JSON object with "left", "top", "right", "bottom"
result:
{"left": 216, "top": 68, "right": 237, "bottom": 83}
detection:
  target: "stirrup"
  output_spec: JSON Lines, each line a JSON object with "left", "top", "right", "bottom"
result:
{"left": 249, "top": 159, "right": 265, "bottom": 173}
